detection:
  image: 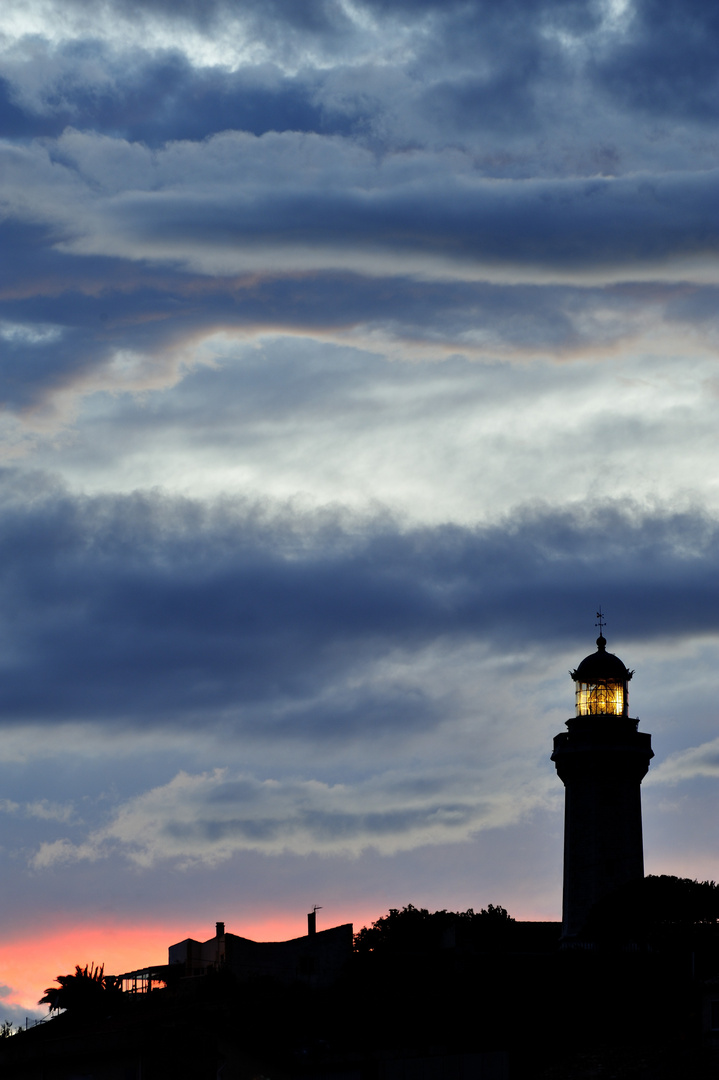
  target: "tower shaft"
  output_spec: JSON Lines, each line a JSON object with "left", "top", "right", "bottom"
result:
{"left": 552, "top": 716, "right": 653, "bottom": 940}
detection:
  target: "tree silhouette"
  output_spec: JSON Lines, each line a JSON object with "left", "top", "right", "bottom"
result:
{"left": 39, "top": 962, "right": 120, "bottom": 1015}
{"left": 584, "top": 874, "right": 719, "bottom": 947}
{"left": 354, "top": 902, "right": 515, "bottom": 955}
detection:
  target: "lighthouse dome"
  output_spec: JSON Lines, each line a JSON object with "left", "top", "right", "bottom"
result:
{"left": 572, "top": 635, "right": 632, "bottom": 683}
{"left": 571, "top": 634, "right": 632, "bottom": 717}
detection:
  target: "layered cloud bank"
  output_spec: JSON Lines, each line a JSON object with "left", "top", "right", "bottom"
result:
{"left": 2, "top": 0, "right": 719, "bottom": 424}
{"left": 0, "top": 478, "right": 716, "bottom": 728}
{"left": 1, "top": 0, "right": 719, "bottom": 1021}
{"left": 7, "top": 132, "right": 719, "bottom": 279}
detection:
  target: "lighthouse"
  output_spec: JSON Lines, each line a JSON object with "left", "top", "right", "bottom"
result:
{"left": 551, "top": 618, "right": 653, "bottom": 941}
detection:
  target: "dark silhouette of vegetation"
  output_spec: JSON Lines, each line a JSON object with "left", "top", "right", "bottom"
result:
{"left": 347, "top": 903, "right": 528, "bottom": 1058}
{"left": 354, "top": 902, "right": 515, "bottom": 955}
{"left": 584, "top": 875, "right": 719, "bottom": 952}
{"left": 39, "top": 962, "right": 122, "bottom": 1015}
{"left": 0, "top": 1021, "right": 19, "bottom": 1038}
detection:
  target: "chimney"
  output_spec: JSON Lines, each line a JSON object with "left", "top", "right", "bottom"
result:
{"left": 307, "top": 910, "right": 316, "bottom": 936}
{"left": 216, "top": 921, "right": 225, "bottom": 938}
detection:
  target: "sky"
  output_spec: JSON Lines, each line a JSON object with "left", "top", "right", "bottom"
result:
{"left": 1, "top": 0, "right": 719, "bottom": 1024}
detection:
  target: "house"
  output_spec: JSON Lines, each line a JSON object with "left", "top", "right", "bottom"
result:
{"left": 166, "top": 914, "right": 353, "bottom": 989}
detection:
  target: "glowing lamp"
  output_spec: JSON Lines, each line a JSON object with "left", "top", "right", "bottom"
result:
{"left": 570, "top": 634, "right": 632, "bottom": 717}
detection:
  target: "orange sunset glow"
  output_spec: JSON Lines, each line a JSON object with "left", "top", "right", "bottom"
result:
{"left": 0, "top": 908, "right": 375, "bottom": 1018}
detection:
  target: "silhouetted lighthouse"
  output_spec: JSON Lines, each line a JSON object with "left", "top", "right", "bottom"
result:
{"left": 551, "top": 617, "right": 653, "bottom": 940}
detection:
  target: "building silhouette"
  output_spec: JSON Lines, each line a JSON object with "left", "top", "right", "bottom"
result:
{"left": 552, "top": 629, "right": 654, "bottom": 941}
{"left": 114, "top": 912, "right": 354, "bottom": 996}
{"left": 168, "top": 915, "right": 353, "bottom": 988}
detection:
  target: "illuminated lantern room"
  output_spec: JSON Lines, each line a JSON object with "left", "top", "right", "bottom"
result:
{"left": 571, "top": 633, "right": 633, "bottom": 718}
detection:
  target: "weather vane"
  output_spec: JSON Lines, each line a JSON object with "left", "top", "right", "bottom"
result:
{"left": 595, "top": 607, "right": 605, "bottom": 634}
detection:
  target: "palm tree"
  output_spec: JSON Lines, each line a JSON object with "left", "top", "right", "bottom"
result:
{"left": 40, "top": 962, "right": 116, "bottom": 1014}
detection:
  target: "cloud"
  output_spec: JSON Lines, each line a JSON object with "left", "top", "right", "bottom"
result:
{"left": 0, "top": 45, "right": 344, "bottom": 144}
{"left": 592, "top": 0, "right": 719, "bottom": 122}
{"left": 0, "top": 475, "right": 717, "bottom": 731}
{"left": 31, "top": 763, "right": 548, "bottom": 867}
{"left": 647, "top": 737, "right": 719, "bottom": 785}
{"left": 1, "top": 255, "right": 697, "bottom": 417}
{"left": 0, "top": 799, "right": 76, "bottom": 823}
{"left": 1, "top": 0, "right": 718, "bottom": 431}
{"left": 2, "top": 123, "right": 719, "bottom": 423}
{"left": 0, "top": 0, "right": 392, "bottom": 74}
{"left": 7, "top": 131, "right": 718, "bottom": 282}
{"left": 0, "top": 321, "right": 62, "bottom": 345}
{"left": 2, "top": 0, "right": 717, "bottom": 175}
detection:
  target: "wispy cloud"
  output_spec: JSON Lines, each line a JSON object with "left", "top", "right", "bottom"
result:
{"left": 648, "top": 737, "right": 719, "bottom": 785}
{"left": 0, "top": 798, "right": 76, "bottom": 823}
{"left": 31, "top": 765, "right": 550, "bottom": 867}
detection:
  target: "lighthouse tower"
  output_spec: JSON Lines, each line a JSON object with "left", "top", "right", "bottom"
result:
{"left": 551, "top": 619, "right": 653, "bottom": 941}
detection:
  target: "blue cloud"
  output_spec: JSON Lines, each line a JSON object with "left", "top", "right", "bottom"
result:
{"left": 592, "top": 0, "right": 719, "bottom": 122}
{"left": 0, "top": 477, "right": 716, "bottom": 729}
{"left": 0, "top": 45, "right": 354, "bottom": 144}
